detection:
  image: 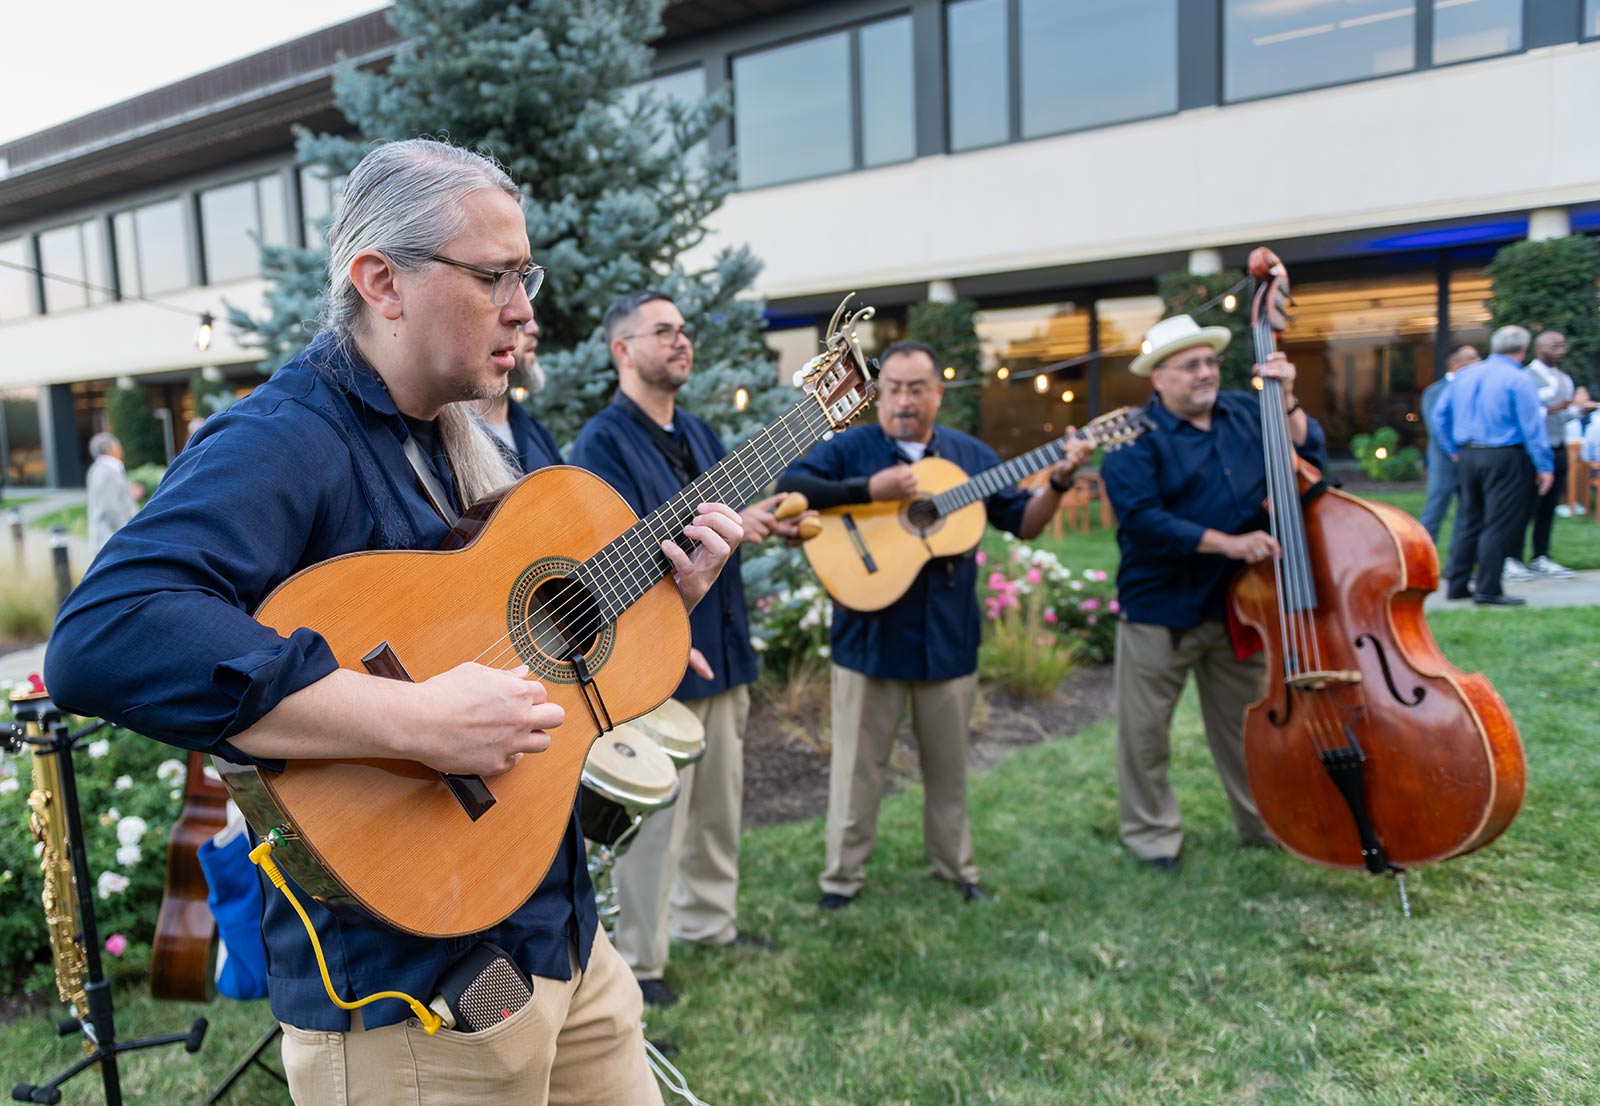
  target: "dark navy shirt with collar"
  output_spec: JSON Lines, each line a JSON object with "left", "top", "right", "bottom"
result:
{"left": 1431, "top": 352, "right": 1553, "bottom": 473}
{"left": 1100, "top": 391, "right": 1326, "bottom": 631}
{"left": 505, "top": 398, "right": 564, "bottom": 472}
{"left": 567, "top": 394, "right": 758, "bottom": 702}
{"left": 777, "top": 423, "right": 1030, "bottom": 683}
{"left": 46, "top": 333, "right": 595, "bottom": 1032}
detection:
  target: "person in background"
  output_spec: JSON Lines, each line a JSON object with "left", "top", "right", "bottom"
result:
{"left": 1419, "top": 345, "right": 1480, "bottom": 544}
{"left": 1511, "top": 330, "right": 1588, "bottom": 578}
{"left": 1433, "top": 325, "right": 1553, "bottom": 607}
{"left": 85, "top": 432, "right": 138, "bottom": 557}
{"left": 472, "top": 315, "right": 562, "bottom": 472}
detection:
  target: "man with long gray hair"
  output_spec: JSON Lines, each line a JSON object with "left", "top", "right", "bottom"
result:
{"left": 1432, "top": 324, "right": 1553, "bottom": 606}
{"left": 48, "top": 138, "right": 744, "bottom": 1105}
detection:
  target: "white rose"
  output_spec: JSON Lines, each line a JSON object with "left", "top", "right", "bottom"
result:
{"left": 114, "top": 775, "right": 133, "bottom": 791}
{"left": 116, "top": 816, "right": 149, "bottom": 846}
{"left": 0, "top": 778, "right": 17, "bottom": 795}
{"left": 88, "top": 740, "right": 111, "bottom": 759}
{"left": 97, "top": 871, "right": 130, "bottom": 899}
{"left": 116, "top": 845, "right": 142, "bottom": 867}
{"left": 156, "top": 759, "right": 187, "bottom": 784}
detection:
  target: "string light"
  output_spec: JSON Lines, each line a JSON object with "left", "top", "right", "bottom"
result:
{"left": 1033, "top": 374, "right": 1049, "bottom": 393}
{"left": 193, "top": 311, "right": 215, "bottom": 352}
{"left": 734, "top": 386, "right": 749, "bottom": 412}
{"left": 1223, "top": 293, "right": 1238, "bottom": 312}
{"left": 943, "top": 366, "right": 956, "bottom": 380}
{"left": 1060, "top": 389, "right": 1075, "bottom": 403}
{"left": 1374, "top": 446, "right": 1388, "bottom": 460}
{"left": 996, "top": 366, "right": 1009, "bottom": 380}
{"left": 510, "top": 386, "right": 530, "bottom": 403}
{"left": 0, "top": 257, "right": 218, "bottom": 351}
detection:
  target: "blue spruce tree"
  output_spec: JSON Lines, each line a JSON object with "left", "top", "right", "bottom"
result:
{"left": 232, "top": 0, "right": 786, "bottom": 443}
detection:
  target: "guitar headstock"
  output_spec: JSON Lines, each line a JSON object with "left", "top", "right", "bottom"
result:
{"left": 1079, "top": 406, "right": 1155, "bottom": 452}
{"left": 797, "top": 293, "right": 879, "bottom": 431}
{"left": 1247, "top": 246, "right": 1291, "bottom": 340}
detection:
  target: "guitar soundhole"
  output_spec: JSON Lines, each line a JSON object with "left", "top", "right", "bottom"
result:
{"left": 906, "top": 499, "right": 939, "bottom": 530}
{"left": 507, "top": 559, "right": 617, "bottom": 683}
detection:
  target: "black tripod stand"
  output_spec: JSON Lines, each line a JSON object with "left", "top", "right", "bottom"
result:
{"left": 7, "top": 696, "right": 208, "bottom": 1105}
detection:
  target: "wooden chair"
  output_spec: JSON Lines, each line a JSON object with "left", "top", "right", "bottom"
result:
{"left": 1587, "top": 461, "right": 1600, "bottom": 522}
{"left": 1018, "top": 468, "right": 1114, "bottom": 537}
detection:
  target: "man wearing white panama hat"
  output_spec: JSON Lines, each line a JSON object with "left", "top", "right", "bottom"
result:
{"left": 1101, "top": 314, "right": 1326, "bottom": 870}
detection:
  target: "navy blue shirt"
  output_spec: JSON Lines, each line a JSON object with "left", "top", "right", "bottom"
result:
{"left": 1432, "top": 353, "right": 1553, "bottom": 473}
{"left": 778, "top": 424, "right": 1030, "bottom": 683}
{"left": 1100, "top": 392, "right": 1326, "bottom": 631}
{"left": 504, "top": 399, "right": 563, "bottom": 473}
{"left": 567, "top": 397, "right": 758, "bottom": 701}
{"left": 46, "top": 333, "right": 595, "bottom": 1031}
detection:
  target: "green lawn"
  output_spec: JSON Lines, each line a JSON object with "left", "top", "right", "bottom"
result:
{"left": 4, "top": 608, "right": 1595, "bottom": 1104}
{"left": 26, "top": 503, "right": 88, "bottom": 538}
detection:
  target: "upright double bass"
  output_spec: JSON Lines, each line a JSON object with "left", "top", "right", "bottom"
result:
{"left": 1229, "top": 248, "right": 1525, "bottom": 878}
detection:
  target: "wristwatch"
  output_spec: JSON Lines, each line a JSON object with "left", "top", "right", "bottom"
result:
{"left": 1049, "top": 470, "right": 1076, "bottom": 494}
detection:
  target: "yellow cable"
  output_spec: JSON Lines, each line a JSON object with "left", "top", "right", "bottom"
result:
{"left": 249, "top": 836, "right": 445, "bottom": 1035}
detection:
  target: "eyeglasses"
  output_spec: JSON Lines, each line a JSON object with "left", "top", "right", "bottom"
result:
{"left": 429, "top": 254, "right": 545, "bottom": 306}
{"left": 1160, "top": 354, "right": 1220, "bottom": 375}
{"left": 882, "top": 381, "right": 934, "bottom": 399}
{"left": 619, "top": 323, "right": 695, "bottom": 346}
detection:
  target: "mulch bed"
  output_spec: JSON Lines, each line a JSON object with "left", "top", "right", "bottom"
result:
{"left": 741, "top": 665, "right": 1115, "bottom": 828}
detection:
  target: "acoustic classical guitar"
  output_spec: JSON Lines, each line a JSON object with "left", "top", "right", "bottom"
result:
{"left": 213, "top": 299, "right": 878, "bottom": 938}
{"left": 795, "top": 406, "right": 1152, "bottom": 612}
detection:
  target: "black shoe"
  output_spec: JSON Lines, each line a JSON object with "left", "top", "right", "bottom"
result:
{"left": 818, "top": 892, "right": 855, "bottom": 910}
{"left": 1474, "top": 593, "right": 1526, "bottom": 606}
{"left": 722, "top": 932, "right": 779, "bottom": 952}
{"left": 638, "top": 979, "right": 677, "bottom": 1008}
{"left": 959, "top": 882, "right": 993, "bottom": 903}
{"left": 1445, "top": 587, "right": 1472, "bottom": 600}
{"left": 1143, "top": 856, "right": 1179, "bottom": 872}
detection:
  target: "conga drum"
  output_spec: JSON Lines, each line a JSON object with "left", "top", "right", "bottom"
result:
{"left": 580, "top": 723, "right": 680, "bottom": 937}
{"left": 631, "top": 698, "right": 706, "bottom": 770}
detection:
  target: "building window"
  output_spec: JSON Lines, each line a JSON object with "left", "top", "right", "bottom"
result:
{"left": 0, "top": 237, "right": 37, "bottom": 322}
{"left": 299, "top": 168, "right": 347, "bottom": 249}
{"left": 37, "top": 220, "right": 110, "bottom": 314}
{"left": 1020, "top": 0, "right": 1177, "bottom": 139}
{"left": 950, "top": 0, "right": 1178, "bottom": 152}
{"left": 733, "top": 16, "right": 915, "bottom": 188}
{"left": 948, "top": 0, "right": 1010, "bottom": 152}
{"left": 200, "top": 174, "right": 290, "bottom": 285}
{"left": 1, "top": 386, "right": 46, "bottom": 487}
{"left": 113, "top": 198, "right": 191, "bottom": 297}
{"left": 1224, "top": 0, "right": 1415, "bottom": 103}
{"left": 1433, "top": 0, "right": 1522, "bottom": 65}
{"left": 1590, "top": 0, "right": 1600, "bottom": 38}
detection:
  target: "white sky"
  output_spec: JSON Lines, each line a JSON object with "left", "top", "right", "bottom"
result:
{"left": 0, "top": 0, "right": 390, "bottom": 146}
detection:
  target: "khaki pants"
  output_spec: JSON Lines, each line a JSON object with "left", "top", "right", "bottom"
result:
{"left": 279, "top": 927, "right": 661, "bottom": 1106}
{"left": 1114, "top": 619, "right": 1271, "bottom": 860}
{"left": 819, "top": 665, "right": 980, "bottom": 898}
{"left": 613, "top": 685, "right": 750, "bottom": 979}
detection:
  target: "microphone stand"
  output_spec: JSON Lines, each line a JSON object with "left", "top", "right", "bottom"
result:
{"left": 7, "top": 697, "right": 208, "bottom": 1106}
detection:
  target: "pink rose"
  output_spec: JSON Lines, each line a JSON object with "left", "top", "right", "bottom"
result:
{"left": 1109, "top": 600, "right": 1120, "bottom": 614}
{"left": 1025, "top": 568, "right": 1042, "bottom": 585}
{"left": 988, "top": 571, "right": 1008, "bottom": 591}
{"left": 1080, "top": 597, "right": 1101, "bottom": 612}
{"left": 1087, "top": 615, "right": 1098, "bottom": 626}
{"left": 975, "top": 551, "right": 987, "bottom": 566}
{"left": 1043, "top": 609, "right": 1058, "bottom": 624}
{"left": 105, "top": 934, "right": 127, "bottom": 957}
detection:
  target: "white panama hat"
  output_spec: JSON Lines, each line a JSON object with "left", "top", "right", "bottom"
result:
{"left": 1129, "top": 314, "right": 1232, "bottom": 377}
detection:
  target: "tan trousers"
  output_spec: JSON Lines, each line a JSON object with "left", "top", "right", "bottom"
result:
{"left": 819, "top": 665, "right": 980, "bottom": 898}
{"left": 1114, "top": 619, "right": 1272, "bottom": 860}
{"left": 613, "top": 685, "right": 750, "bottom": 980}
{"left": 279, "top": 927, "right": 662, "bottom": 1106}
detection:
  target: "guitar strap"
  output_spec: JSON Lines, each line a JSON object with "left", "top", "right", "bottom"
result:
{"left": 402, "top": 436, "right": 462, "bottom": 527}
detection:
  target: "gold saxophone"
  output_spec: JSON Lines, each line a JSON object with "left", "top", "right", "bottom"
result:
{"left": 12, "top": 686, "right": 90, "bottom": 1051}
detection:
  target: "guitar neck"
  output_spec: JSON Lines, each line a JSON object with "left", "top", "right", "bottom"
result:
{"left": 582, "top": 399, "right": 834, "bottom": 618}
{"left": 930, "top": 434, "right": 1077, "bottom": 516}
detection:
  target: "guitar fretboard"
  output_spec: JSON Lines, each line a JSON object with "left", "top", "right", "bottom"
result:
{"left": 929, "top": 436, "right": 1075, "bottom": 516}
{"left": 579, "top": 398, "right": 835, "bottom": 618}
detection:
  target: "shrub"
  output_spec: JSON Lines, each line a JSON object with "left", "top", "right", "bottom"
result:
{"left": 125, "top": 463, "right": 167, "bottom": 502}
{"left": 1487, "top": 235, "right": 1600, "bottom": 387}
{"left": 905, "top": 299, "right": 982, "bottom": 435}
{"left": 1349, "top": 426, "right": 1423, "bottom": 482}
{"left": 0, "top": 699, "right": 186, "bottom": 995}
{"left": 977, "top": 535, "right": 1119, "bottom": 698}
{"left": 0, "top": 569, "right": 56, "bottom": 641}
{"left": 104, "top": 388, "right": 166, "bottom": 470}
{"left": 745, "top": 544, "right": 833, "bottom": 689}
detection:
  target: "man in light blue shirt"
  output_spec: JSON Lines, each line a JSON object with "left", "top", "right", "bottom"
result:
{"left": 1433, "top": 325, "right": 1554, "bottom": 606}
{"left": 1418, "top": 344, "right": 1480, "bottom": 543}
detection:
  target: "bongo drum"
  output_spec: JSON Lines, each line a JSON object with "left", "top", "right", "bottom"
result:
{"left": 579, "top": 723, "right": 680, "bottom": 851}
{"left": 631, "top": 698, "right": 707, "bottom": 770}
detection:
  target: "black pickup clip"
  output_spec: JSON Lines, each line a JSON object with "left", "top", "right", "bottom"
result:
{"left": 569, "top": 653, "right": 615, "bottom": 735}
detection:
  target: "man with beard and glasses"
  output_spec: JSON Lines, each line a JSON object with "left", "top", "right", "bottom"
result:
{"left": 569, "top": 289, "right": 798, "bottom": 1008}
{"left": 47, "top": 139, "right": 745, "bottom": 1106}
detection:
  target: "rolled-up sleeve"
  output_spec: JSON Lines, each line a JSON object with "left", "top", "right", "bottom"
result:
{"left": 45, "top": 406, "right": 353, "bottom": 768}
